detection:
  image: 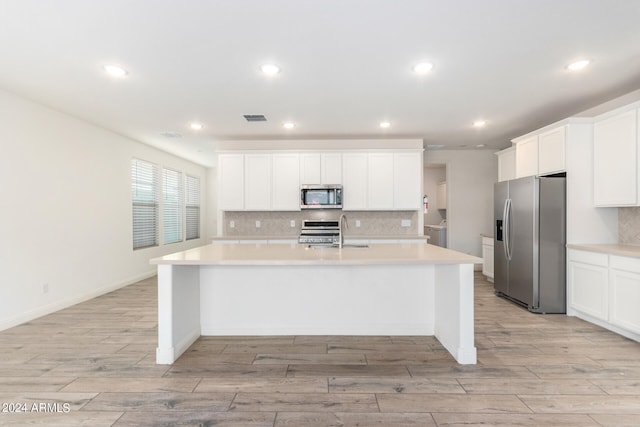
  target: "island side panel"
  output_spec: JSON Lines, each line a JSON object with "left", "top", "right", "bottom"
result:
{"left": 199, "top": 264, "right": 435, "bottom": 336}
{"left": 434, "top": 263, "right": 477, "bottom": 364}
{"left": 156, "top": 264, "right": 201, "bottom": 364}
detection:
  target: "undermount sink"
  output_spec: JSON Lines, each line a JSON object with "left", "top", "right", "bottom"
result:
{"left": 306, "top": 243, "right": 369, "bottom": 249}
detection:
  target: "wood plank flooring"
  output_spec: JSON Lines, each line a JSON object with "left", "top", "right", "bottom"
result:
{"left": 1, "top": 273, "right": 640, "bottom": 426}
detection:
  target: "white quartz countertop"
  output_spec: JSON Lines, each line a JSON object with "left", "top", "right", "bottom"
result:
{"left": 212, "top": 235, "right": 427, "bottom": 241}
{"left": 151, "top": 242, "right": 482, "bottom": 266}
{"left": 567, "top": 243, "right": 640, "bottom": 259}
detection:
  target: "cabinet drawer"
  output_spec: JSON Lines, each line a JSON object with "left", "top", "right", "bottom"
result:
{"left": 610, "top": 255, "right": 640, "bottom": 274}
{"left": 568, "top": 249, "right": 608, "bottom": 267}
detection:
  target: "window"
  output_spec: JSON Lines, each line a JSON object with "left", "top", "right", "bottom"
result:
{"left": 163, "top": 168, "right": 183, "bottom": 244}
{"left": 185, "top": 175, "right": 201, "bottom": 240}
{"left": 132, "top": 159, "right": 201, "bottom": 249}
{"left": 131, "top": 159, "right": 159, "bottom": 249}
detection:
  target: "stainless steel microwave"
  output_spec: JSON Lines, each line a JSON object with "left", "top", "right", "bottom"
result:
{"left": 300, "top": 185, "right": 343, "bottom": 209}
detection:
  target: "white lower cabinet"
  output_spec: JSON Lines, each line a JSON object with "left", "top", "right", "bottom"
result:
{"left": 609, "top": 256, "right": 640, "bottom": 335}
{"left": 481, "top": 236, "right": 494, "bottom": 282}
{"left": 568, "top": 249, "right": 640, "bottom": 341}
{"left": 568, "top": 250, "right": 609, "bottom": 321}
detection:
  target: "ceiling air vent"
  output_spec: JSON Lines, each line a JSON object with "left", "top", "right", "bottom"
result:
{"left": 160, "top": 131, "right": 182, "bottom": 138}
{"left": 243, "top": 114, "right": 267, "bottom": 122}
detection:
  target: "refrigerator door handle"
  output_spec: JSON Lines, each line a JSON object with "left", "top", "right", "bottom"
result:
{"left": 502, "top": 199, "right": 509, "bottom": 260}
{"left": 504, "top": 198, "right": 513, "bottom": 261}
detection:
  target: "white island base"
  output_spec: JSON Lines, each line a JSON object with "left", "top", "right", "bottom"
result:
{"left": 152, "top": 243, "right": 480, "bottom": 365}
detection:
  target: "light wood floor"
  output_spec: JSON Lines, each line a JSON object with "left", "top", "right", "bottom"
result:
{"left": 1, "top": 273, "right": 639, "bottom": 426}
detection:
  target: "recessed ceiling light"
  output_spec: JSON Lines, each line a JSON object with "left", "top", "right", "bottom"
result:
{"left": 473, "top": 120, "right": 487, "bottom": 128}
{"left": 103, "top": 64, "right": 128, "bottom": 77}
{"left": 566, "top": 59, "right": 590, "bottom": 71}
{"left": 476, "top": 144, "right": 487, "bottom": 148}
{"left": 283, "top": 122, "right": 295, "bottom": 129}
{"left": 379, "top": 121, "right": 391, "bottom": 129}
{"left": 413, "top": 62, "right": 434, "bottom": 75}
{"left": 260, "top": 63, "right": 280, "bottom": 76}
{"left": 189, "top": 122, "right": 203, "bottom": 130}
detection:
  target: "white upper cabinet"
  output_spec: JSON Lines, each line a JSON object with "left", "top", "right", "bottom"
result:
{"left": 299, "top": 152, "right": 342, "bottom": 185}
{"left": 496, "top": 147, "right": 516, "bottom": 182}
{"left": 299, "top": 153, "right": 321, "bottom": 184}
{"left": 538, "top": 126, "right": 566, "bottom": 175}
{"left": 321, "top": 153, "right": 342, "bottom": 184}
{"left": 272, "top": 153, "right": 300, "bottom": 211}
{"left": 367, "top": 152, "right": 395, "bottom": 210}
{"left": 509, "top": 124, "right": 567, "bottom": 180}
{"left": 515, "top": 135, "right": 539, "bottom": 178}
{"left": 244, "top": 154, "right": 272, "bottom": 210}
{"left": 220, "top": 149, "right": 422, "bottom": 212}
{"left": 594, "top": 108, "right": 639, "bottom": 206}
{"left": 342, "top": 152, "right": 369, "bottom": 210}
{"left": 395, "top": 152, "right": 422, "bottom": 210}
{"left": 218, "top": 153, "right": 245, "bottom": 210}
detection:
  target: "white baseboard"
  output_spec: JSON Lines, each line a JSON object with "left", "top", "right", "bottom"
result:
{"left": 0, "top": 269, "right": 157, "bottom": 332}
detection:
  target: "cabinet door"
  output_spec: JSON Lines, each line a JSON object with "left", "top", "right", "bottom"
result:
{"left": 321, "top": 153, "right": 342, "bottom": 184}
{"left": 244, "top": 154, "right": 272, "bottom": 210}
{"left": 609, "top": 258, "right": 640, "bottom": 335}
{"left": 568, "top": 261, "right": 609, "bottom": 320}
{"left": 593, "top": 109, "right": 638, "bottom": 206}
{"left": 300, "top": 153, "right": 321, "bottom": 184}
{"left": 497, "top": 148, "right": 516, "bottom": 182}
{"left": 538, "top": 126, "right": 566, "bottom": 175}
{"left": 218, "top": 154, "right": 244, "bottom": 210}
{"left": 481, "top": 238, "right": 494, "bottom": 280}
{"left": 342, "top": 153, "right": 368, "bottom": 210}
{"left": 368, "top": 153, "right": 395, "bottom": 210}
{"left": 515, "top": 136, "right": 539, "bottom": 178}
{"left": 272, "top": 153, "right": 300, "bottom": 211}
{"left": 395, "top": 152, "right": 422, "bottom": 209}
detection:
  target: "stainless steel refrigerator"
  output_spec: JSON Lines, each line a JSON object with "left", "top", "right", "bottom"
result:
{"left": 494, "top": 175, "right": 566, "bottom": 313}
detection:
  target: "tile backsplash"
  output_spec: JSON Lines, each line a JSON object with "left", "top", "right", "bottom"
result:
{"left": 222, "top": 210, "right": 420, "bottom": 237}
{"left": 619, "top": 207, "right": 640, "bottom": 244}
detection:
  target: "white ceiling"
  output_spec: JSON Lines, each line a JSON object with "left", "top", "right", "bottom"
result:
{"left": 1, "top": 0, "right": 640, "bottom": 167}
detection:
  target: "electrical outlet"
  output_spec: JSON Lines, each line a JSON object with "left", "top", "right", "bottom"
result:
{"left": 229, "top": 220, "right": 235, "bottom": 228}
{"left": 255, "top": 220, "right": 261, "bottom": 228}
{"left": 290, "top": 220, "right": 296, "bottom": 227}
{"left": 401, "top": 219, "right": 411, "bottom": 227}
{"left": 43, "top": 283, "right": 49, "bottom": 294}
{"left": 355, "top": 220, "right": 361, "bottom": 228}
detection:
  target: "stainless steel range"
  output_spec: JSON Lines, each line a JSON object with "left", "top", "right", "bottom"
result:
{"left": 298, "top": 220, "right": 340, "bottom": 245}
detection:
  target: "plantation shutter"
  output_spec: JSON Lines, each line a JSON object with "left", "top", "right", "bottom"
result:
{"left": 163, "top": 168, "right": 183, "bottom": 244}
{"left": 185, "top": 175, "right": 200, "bottom": 240}
{"left": 131, "top": 159, "right": 159, "bottom": 249}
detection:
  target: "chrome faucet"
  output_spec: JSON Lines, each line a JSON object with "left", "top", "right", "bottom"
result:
{"left": 338, "top": 213, "right": 348, "bottom": 248}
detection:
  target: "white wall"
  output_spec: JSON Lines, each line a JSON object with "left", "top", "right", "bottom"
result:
{"left": 424, "top": 150, "right": 497, "bottom": 256}
{"left": 0, "top": 89, "right": 208, "bottom": 331}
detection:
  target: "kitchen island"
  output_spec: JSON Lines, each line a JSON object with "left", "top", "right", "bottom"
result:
{"left": 151, "top": 242, "right": 482, "bottom": 365}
